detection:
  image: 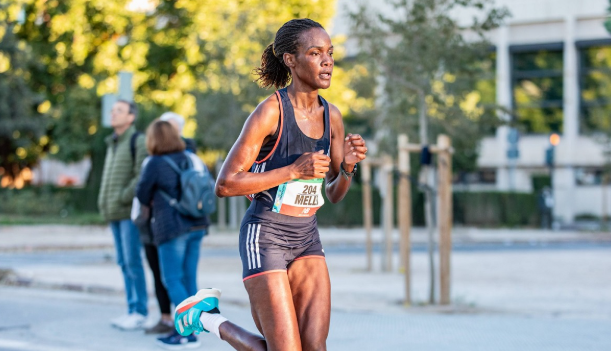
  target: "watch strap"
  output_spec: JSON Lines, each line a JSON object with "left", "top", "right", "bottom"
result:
{"left": 340, "top": 162, "right": 357, "bottom": 180}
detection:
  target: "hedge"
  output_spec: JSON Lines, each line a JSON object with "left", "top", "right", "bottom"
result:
{"left": 1, "top": 186, "right": 539, "bottom": 227}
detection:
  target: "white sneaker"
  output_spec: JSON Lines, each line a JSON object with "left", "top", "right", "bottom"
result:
{"left": 110, "top": 314, "right": 131, "bottom": 328}
{"left": 114, "top": 313, "right": 146, "bottom": 331}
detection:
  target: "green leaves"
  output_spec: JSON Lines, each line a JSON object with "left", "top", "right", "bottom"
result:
{"left": 0, "top": 7, "right": 47, "bottom": 182}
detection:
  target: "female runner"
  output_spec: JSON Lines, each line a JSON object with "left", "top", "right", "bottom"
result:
{"left": 174, "top": 18, "right": 367, "bottom": 351}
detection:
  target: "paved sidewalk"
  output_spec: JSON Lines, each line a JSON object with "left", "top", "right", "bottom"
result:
{"left": 2, "top": 287, "right": 609, "bottom": 351}
{"left": 1, "top": 225, "right": 610, "bottom": 319}
{"left": 1, "top": 225, "right": 610, "bottom": 350}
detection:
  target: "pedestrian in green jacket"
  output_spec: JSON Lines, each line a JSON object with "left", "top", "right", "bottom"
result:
{"left": 98, "top": 124, "right": 147, "bottom": 220}
{"left": 98, "top": 99, "right": 149, "bottom": 331}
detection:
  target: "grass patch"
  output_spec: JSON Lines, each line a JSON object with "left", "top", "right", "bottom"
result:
{"left": 0, "top": 212, "right": 105, "bottom": 226}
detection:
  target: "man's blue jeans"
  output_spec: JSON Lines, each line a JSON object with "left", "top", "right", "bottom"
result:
{"left": 110, "top": 219, "right": 148, "bottom": 316}
{"left": 158, "top": 230, "right": 206, "bottom": 306}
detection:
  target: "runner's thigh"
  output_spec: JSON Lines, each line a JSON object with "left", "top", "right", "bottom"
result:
{"left": 288, "top": 258, "right": 331, "bottom": 351}
{"left": 244, "top": 271, "right": 302, "bottom": 351}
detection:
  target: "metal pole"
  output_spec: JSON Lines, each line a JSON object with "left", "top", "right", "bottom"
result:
{"left": 508, "top": 158, "right": 516, "bottom": 191}
{"left": 229, "top": 196, "right": 238, "bottom": 230}
{"left": 418, "top": 89, "right": 427, "bottom": 145}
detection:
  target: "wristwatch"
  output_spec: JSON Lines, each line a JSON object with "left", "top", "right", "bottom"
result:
{"left": 340, "top": 162, "right": 358, "bottom": 180}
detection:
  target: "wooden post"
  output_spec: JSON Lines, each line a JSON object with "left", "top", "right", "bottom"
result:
{"left": 398, "top": 134, "right": 411, "bottom": 304}
{"left": 383, "top": 155, "right": 394, "bottom": 272}
{"left": 437, "top": 134, "right": 452, "bottom": 305}
{"left": 361, "top": 160, "right": 373, "bottom": 271}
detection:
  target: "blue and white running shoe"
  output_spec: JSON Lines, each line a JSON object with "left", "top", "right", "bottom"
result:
{"left": 174, "top": 288, "right": 221, "bottom": 336}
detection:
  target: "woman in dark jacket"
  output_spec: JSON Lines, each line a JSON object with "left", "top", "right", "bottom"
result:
{"left": 136, "top": 119, "right": 208, "bottom": 348}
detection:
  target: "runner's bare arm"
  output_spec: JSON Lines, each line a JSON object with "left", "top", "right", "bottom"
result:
{"left": 216, "top": 96, "right": 331, "bottom": 198}
{"left": 325, "top": 104, "right": 367, "bottom": 203}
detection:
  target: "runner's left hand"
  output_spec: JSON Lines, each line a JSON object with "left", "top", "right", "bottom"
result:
{"left": 343, "top": 133, "right": 367, "bottom": 167}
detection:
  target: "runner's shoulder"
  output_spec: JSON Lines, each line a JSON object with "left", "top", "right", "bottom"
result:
{"left": 326, "top": 102, "right": 343, "bottom": 130}
{"left": 247, "top": 93, "right": 282, "bottom": 136}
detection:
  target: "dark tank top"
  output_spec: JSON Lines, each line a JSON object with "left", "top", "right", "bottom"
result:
{"left": 245, "top": 87, "right": 331, "bottom": 224}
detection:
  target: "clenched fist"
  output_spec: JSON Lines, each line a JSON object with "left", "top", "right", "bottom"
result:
{"left": 343, "top": 133, "right": 367, "bottom": 167}
{"left": 290, "top": 150, "right": 331, "bottom": 180}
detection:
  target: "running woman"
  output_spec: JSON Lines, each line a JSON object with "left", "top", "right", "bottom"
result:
{"left": 174, "top": 18, "right": 367, "bottom": 351}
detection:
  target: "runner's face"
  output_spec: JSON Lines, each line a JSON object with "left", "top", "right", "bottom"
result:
{"left": 291, "top": 28, "right": 334, "bottom": 90}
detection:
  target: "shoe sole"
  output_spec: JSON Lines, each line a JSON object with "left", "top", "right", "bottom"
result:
{"left": 115, "top": 324, "right": 144, "bottom": 331}
{"left": 145, "top": 326, "right": 175, "bottom": 334}
{"left": 175, "top": 288, "right": 221, "bottom": 315}
{"left": 156, "top": 340, "right": 201, "bottom": 350}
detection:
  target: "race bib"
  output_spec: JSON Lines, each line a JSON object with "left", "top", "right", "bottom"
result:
{"left": 272, "top": 179, "right": 325, "bottom": 217}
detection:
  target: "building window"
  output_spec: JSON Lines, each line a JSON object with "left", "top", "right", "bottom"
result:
{"left": 510, "top": 44, "right": 564, "bottom": 134}
{"left": 575, "top": 167, "right": 603, "bottom": 186}
{"left": 578, "top": 40, "right": 611, "bottom": 134}
{"left": 475, "top": 51, "right": 497, "bottom": 135}
{"left": 454, "top": 168, "right": 496, "bottom": 184}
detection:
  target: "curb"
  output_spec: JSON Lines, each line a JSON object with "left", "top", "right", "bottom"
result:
{"left": 0, "top": 270, "right": 252, "bottom": 308}
{"left": 0, "top": 269, "right": 119, "bottom": 295}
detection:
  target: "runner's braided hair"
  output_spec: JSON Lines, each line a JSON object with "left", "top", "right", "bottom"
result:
{"left": 254, "top": 18, "right": 324, "bottom": 89}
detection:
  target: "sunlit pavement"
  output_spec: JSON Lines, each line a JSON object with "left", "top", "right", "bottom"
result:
{"left": 1, "top": 225, "right": 611, "bottom": 350}
{"left": 1, "top": 286, "right": 610, "bottom": 351}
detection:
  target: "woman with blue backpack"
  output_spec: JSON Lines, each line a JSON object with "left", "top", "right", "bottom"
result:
{"left": 136, "top": 119, "right": 213, "bottom": 349}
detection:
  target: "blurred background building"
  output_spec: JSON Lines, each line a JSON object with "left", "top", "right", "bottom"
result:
{"left": 334, "top": 0, "right": 611, "bottom": 225}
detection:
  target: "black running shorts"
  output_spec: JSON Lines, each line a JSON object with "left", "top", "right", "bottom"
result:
{"left": 239, "top": 219, "right": 325, "bottom": 281}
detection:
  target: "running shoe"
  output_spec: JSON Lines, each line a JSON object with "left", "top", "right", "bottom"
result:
{"left": 145, "top": 319, "right": 175, "bottom": 334}
{"left": 174, "top": 288, "right": 221, "bottom": 336}
{"left": 156, "top": 329, "right": 200, "bottom": 350}
{"left": 113, "top": 313, "right": 146, "bottom": 331}
{"left": 110, "top": 313, "right": 130, "bottom": 328}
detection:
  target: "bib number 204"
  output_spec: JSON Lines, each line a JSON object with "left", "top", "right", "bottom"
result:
{"left": 302, "top": 185, "right": 318, "bottom": 195}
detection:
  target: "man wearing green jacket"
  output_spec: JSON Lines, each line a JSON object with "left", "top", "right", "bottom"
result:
{"left": 98, "top": 99, "right": 148, "bottom": 330}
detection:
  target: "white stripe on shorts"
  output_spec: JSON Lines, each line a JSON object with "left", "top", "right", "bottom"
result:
{"left": 255, "top": 224, "right": 261, "bottom": 268}
{"left": 246, "top": 224, "right": 253, "bottom": 270}
{"left": 249, "top": 224, "right": 257, "bottom": 270}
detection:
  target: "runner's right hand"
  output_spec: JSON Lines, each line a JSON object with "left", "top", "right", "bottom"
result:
{"left": 290, "top": 150, "right": 330, "bottom": 180}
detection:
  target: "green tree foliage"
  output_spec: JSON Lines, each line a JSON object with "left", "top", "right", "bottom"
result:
{"left": 0, "top": 2, "right": 47, "bottom": 181}
{"left": 350, "top": 0, "right": 510, "bottom": 172}
{"left": 7, "top": 0, "right": 372, "bottom": 167}
{"left": 4, "top": 0, "right": 380, "bottom": 209}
